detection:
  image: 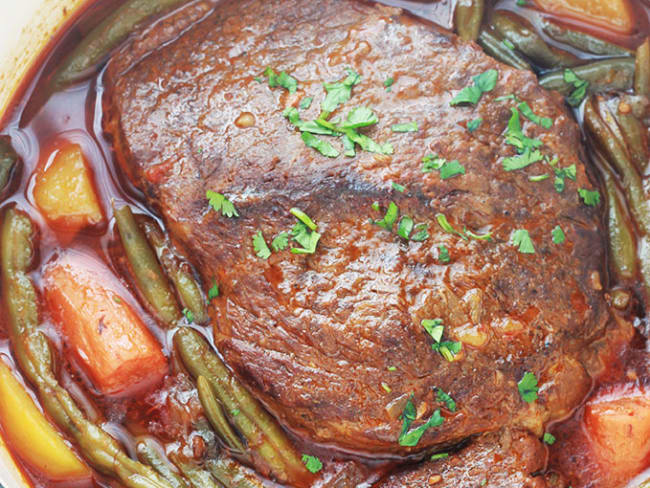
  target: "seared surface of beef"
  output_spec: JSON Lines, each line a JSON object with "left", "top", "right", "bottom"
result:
{"left": 104, "top": 0, "right": 611, "bottom": 455}
{"left": 376, "top": 429, "right": 550, "bottom": 487}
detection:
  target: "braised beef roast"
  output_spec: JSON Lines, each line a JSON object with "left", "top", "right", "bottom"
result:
{"left": 104, "top": 0, "right": 614, "bottom": 467}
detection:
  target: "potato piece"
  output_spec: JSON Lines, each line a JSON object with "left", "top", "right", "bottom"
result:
{"left": 0, "top": 359, "right": 90, "bottom": 481}
{"left": 535, "top": 0, "right": 636, "bottom": 34}
{"left": 584, "top": 383, "right": 650, "bottom": 479}
{"left": 33, "top": 143, "right": 104, "bottom": 231}
{"left": 44, "top": 251, "right": 168, "bottom": 396}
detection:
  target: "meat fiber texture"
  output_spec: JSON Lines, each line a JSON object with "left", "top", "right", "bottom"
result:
{"left": 104, "top": 0, "right": 614, "bottom": 458}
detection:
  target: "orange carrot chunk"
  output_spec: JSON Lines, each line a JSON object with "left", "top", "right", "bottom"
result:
{"left": 44, "top": 251, "right": 167, "bottom": 396}
{"left": 584, "top": 383, "right": 650, "bottom": 480}
{"left": 534, "top": 0, "right": 636, "bottom": 34}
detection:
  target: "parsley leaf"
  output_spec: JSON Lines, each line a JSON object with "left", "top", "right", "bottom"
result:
{"left": 321, "top": 68, "right": 361, "bottom": 113}
{"left": 302, "top": 455, "right": 323, "bottom": 473}
{"left": 398, "top": 216, "right": 414, "bottom": 239}
{"left": 503, "top": 149, "right": 544, "bottom": 171}
{"left": 182, "top": 308, "right": 194, "bottom": 323}
{"left": 503, "top": 107, "right": 544, "bottom": 170}
{"left": 341, "top": 107, "right": 379, "bottom": 129}
{"left": 439, "top": 160, "right": 466, "bottom": 180}
{"left": 552, "top": 225, "right": 565, "bottom": 244}
{"left": 373, "top": 201, "right": 399, "bottom": 231}
{"left": 422, "top": 154, "right": 446, "bottom": 173}
{"left": 543, "top": 432, "right": 556, "bottom": 445}
{"left": 511, "top": 229, "right": 535, "bottom": 254}
{"left": 391, "top": 121, "right": 419, "bottom": 133}
{"left": 422, "top": 318, "right": 444, "bottom": 343}
{"left": 436, "top": 388, "right": 457, "bottom": 412}
{"left": 301, "top": 132, "right": 340, "bottom": 158}
{"left": 253, "top": 231, "right": 271, "bottom": 259}
{"left": 431, "top": 453, "right": 449, "bottom": 461}
{"left": 299, "top": 96, "right": 313, "bottom": 109}
{"left": 432, "top": 341, "right": 462, "bottom": 362}
{"left": 271, "top": 231, "right": 289, "bottom": 252}
{"left": 398, "top": 397, "right": 444, "bottom": 447}
{"left": 342, "top": 134, "right": 356, "bottom": 157}
{"left": 345, "top": 129, "right": 394, "bottom": 155}
{"left": 391, "top": 182, "right": 406, "bottom": 193}
{"left": 578, "top": 188, "right": 601, "bottom": 206}
{"left": 384, "top": 77, "right": 394, "bottom": 91}
{"left": 518, "top": 101, "right": 553, "bottom": 128}
{"left": 464, "top": 226, "right": 493, "bottom": 241}
{"left": 467, "top": 118, "right": 483, "bottom": 132}
{"left": 284, "top": 107, "right": 338, "bottom": 135}
{"left": 206, "top": 191, "right": 239, "bottom": 218}
{"left": 438, "top": 245, "right": 450, "bottom": 263}
{"left": 564, "top": 69, "right": 589, "bottom": 107}
{"left": 263, "top": 67, "right": 298, "bottom": 93}
{"left": 436, "top": 213, "right": 467, "bottom": 240}
{"left": 528, "top": 174, "right": 550, "bottom": 182}
{"left": 208, "top": 280, "right": 219, "bottom": 301}
{"left": 518, "top": 372, "right": 539, "bottom": 403}
{"left": 290, "top": 208, "right": 317, "bottom": 231}
{"left": 291, "top": 216, "right": 321, "bottom": 255}
{"left": 553, "top": 164, "right": 577, "bottom": 193}
{"left": 503, "top": 39, "right": 516, "bottom": 50}
{"left": 411, "top": 224, "right": 429, "bottom": 242}
{"left": 450, "top": 69, "right": 498, "bottom": 106}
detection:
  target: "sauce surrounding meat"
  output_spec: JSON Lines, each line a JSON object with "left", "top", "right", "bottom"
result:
{"left": 0, "top": 0, "right": 648, "bottom": 487}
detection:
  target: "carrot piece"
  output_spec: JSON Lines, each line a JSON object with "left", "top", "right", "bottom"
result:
{"left": 0, "top": 359, "right": 91, "bottom": 481}
{"left": 33, "top": 143, "right": 104, "bottom": 232}
{"left": 584, "top": 383, "right": 650, "bottom": 479}
{"left": 43, "top": 251, "right": 168, "bottom": 396}
{"left": 534, "top": 0, "right": 636, "bottom": 34}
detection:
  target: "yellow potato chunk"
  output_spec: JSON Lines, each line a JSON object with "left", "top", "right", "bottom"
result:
{"left": 33, "top": 144, "right": 104, "bottom": 230}
{"left": 0, "top": 359, "right": 90, "bottom": 481}
{"left": 535, "top": 0, "right": 636, "bottom": 34}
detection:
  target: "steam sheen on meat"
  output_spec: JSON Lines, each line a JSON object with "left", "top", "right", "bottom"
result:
{"left": 104, "top": 0, "right": 613, "bottom": 465}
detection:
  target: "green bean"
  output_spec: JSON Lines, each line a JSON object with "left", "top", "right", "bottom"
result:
{"left": 478, "top": 29, "right": 532, "bottom": 71}
{"left": 52, "top": 0, "right": 191, "bottom": 88}
{"left": 584, "top": 98, "right": 650, "bottom": 237}
{"left": 539, "top": 57, "right": 636, "bottom": 95}
{"left": 206, "top": 457, "right": 266, "bottom": 488}
{"left": 454, "top": 0, "right": 484, "bottom": 42}
{"left": 137, "top": 440, "right": 189, "bottom": 488}
{"left": 114, "top": 204, "right": 181, "bottom": 326}
{"left": 540, "top": 19, "right": 632, "bottom": 57}
{"left": 197, "top": 376, "right": 245, "bottom": 452}
{"left": 639, "top": 236, "right": 650, "bottom": 303}
{"left": 491, "top": 11, "right": 579, "bottom": 69}
{"left": 167, "top": 452, "right": 222, "bottom": 488}
{"left": 635, "top": 37, "right": 650, "bottom": 96}
{"left": 141, "top": 219, "right": 208, "bottom": 324}
{"left": 600, "top": 161, "right": 638, "bottom": 281}
{"left": 174, "top": 328, "right": 309, "bottom": 485}
{"left": 1, "top": 207, "right": 174, "bottom": 488}
{"left": 611, "top": 99, "right": 649, "bottom": 174}
{"left": 0, "top": 136, "right": 19, "bottom": 193}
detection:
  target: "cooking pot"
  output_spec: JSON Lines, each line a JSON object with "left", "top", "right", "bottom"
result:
{"left": 0, "top": 1, "right": 86, "bottom": 485}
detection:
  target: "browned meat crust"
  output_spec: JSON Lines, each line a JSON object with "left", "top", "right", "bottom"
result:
{"left": 376, "top": 429, "right": 549, "bottom": 487}
{"left": 103, "top": 0, "right": 611, "bottom": 455}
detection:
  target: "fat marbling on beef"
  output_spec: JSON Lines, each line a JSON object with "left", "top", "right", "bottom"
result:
{"left": 104, "top": 0, "right": 614, "bottom": 458}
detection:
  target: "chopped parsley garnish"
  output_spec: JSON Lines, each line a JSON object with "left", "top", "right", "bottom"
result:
{"left": 291, "top": 222, "right": 321, "bottom": 255}
{"left": 552, "top": 225, "right": 565, "bottom": 244}
{"left": 563, "top": 69, "right": 589, "bottom": 107}
{"left": 438, "top": 245, "right": 450, "bottom": 263}
{"left": 422, "top": 319, "right": 444, "bottom": 343}
{"left": 578, "top": 188, "right": 601, "bottom": 207}
{"left": 284, "top": 107, "right": 337, "bottom": 135}
{"left": 433, "top": 340, "right": 462, "bottom": 362}
{"left": 388, "top": 366, "right": 397, "bottom": 372}
{"left": 503, "top": 39, "right": 515, "bottom": 50}
{"left": 518, "top": 372, "right": 539, "bottom": 403}
{"left": 206, "top": 191, "right": 239, "bottom": 218}
{"left": 518, "top": 101, "right": 552, "bottom": 128}
{"left": 301, "top": 132, "right": 340, "bottom": 158}
{"left": 398, "top": 396, "right": 444, "bottom": 446}
{"left": 411, "top": 224, "right": 430, "bottom": 242}
{"left": 436, "top": 213, "right": 467, "bottom": 240}
{"left": 372, "top": 202, "right": 428, "bottom": 241}
{"left": 341, "top": 106, "right": 379, "bottom": 129}
{"left": 431, "top": 453, "right": 449, "bottom": 461}
{"left": 290, "top": 207, "right": 317, "bottom": 231}
{"left": 384, "top": 77, "right": 395, "bottom": 91}
{"left": 495, "top": 94, "right": 518, "bottom": 102}
{"left": 391, "top": 121, "right": 419, "bottom": 133}
{"left": 321, "top": 68, "right": 361, "bottom": 113}
{"left": 263, "top": 67, "right": 298, "bottom": 93}
{"left": 271, "top": 231, "right": 289, "bottom": 252}
{"left": 511, "top": 229, "right": 535, "bottom": 254}
{"left": 208, "top": 280, "right": 220, "bottom": 301}
{"left": 516, "top": 0, "right": 527, "bottom": 5}
{"left": 463, "top": 226, "right": 493, "bottom": 242}
{"left": 543, "top": 432, "right": 556, "bottom": 445}
{"left": 381, "top": 382, "right": 392, "bottom": 393}
{"left": 554, "top": 164, "right": 577, "bottom": 193}
{"left": 231, "top": 409, "right": 240, "bottom": 416}
{"left": 391, "top": 182, "right": 406, "bottom": 193}
{"left": 182, "top": 308, "right": 194, "bottom": 323}
{"left": 299, "top": 96, "right": 313, "bottom": 109}
{"left": 529, "top": 174, "right": 550, "bottom": 182}
{"left": 450, "top": 69, "right": 498, "bottom": 106}
{"left": 302, "top": 455, "right": 323, "bottom": 473}
{"left": 253, "top": 231, "right": 272, "bottom": 259}
{"left": 398, "top": 216, "right": 414, "bottom": 239}
{"left": 373, "top": 201, "right": 399, "bottom": 231}
{"left": 467, "top": 118, "right": 483, "bottom": 132}
{"left": 503, "top": 107, "right": 544, "bottom": 171}
{"left": 436, "top": 388, "right": 457, "bottom": 412}
{"left": 503, "top": 149, "right": 544, "bottom": 172}
{"left": 422, "top": 155, "right": 466, "bottom": 180}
